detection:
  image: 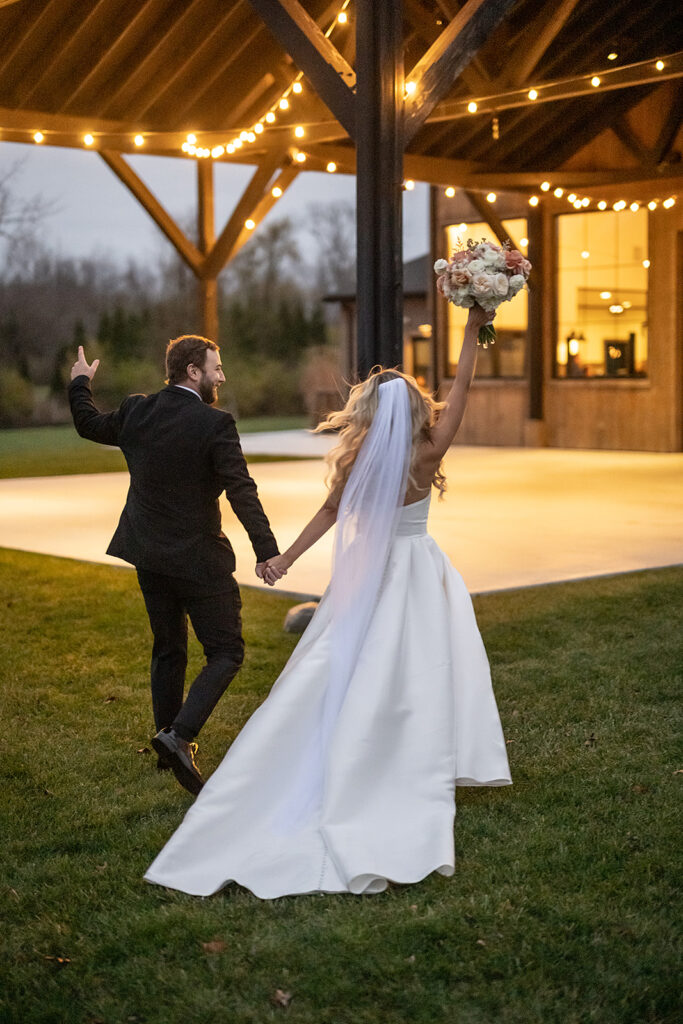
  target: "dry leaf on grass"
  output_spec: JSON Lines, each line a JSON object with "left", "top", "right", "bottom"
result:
{"left": 201, "top": 939, "right": 228, "bottom": 954}
{"left": 103, "top": 696, "right": 117, "bottom": 704}
{"left": 271, "top": 989, "right": 293, "bottom": 1008}
{"left": 43, "top": 955, "right": 71, "bottom": 966}
{"left": 136, "top": 747, "right": 151, "bottom": 755}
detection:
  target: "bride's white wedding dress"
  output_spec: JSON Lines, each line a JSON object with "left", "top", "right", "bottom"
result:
{"left": 145, "top": 493, "right": 511, "bottom": 898}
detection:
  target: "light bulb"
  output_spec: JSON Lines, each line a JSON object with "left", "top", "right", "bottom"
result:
{"left": 600, "top": 291, "right": 611, "bottom": 299}
{"left": 655, "top": 60, "right": 664, "bottom": 71}
{"left": 245, "top": 219, "right": 255, "bottom": 230}
{"left": 265, "top": 112, "right": 276, "bottom": 123}
{"left": 591, "top": 76, "right": 600, "bottom": 87}
{"left": 520, "top": 237, "right": 528, "bottom": 247}
{"left": 405, "top": 81, "right": 417, "bottom": 96}
{"left": 573, "top": 201, "right": 582, "bottom": 209}
{"left": 663, "top": 197, "right": 676, "bottom": 208}
{"left": 326, "top": 162, "right": 337, "bottom": 173}
{"left": 186, "top": 134, "right": 197, "bottom": 144}
{"left": 613, "top": 200, "right": 626, "bottom": 210}
{"left": 642, "top": 259, "right": 650, "bottom": 268}
{"left": 279, "top": 98, "right": 289, "bottom": 110}
{"left": 247, "top": 132, "right": 255, "bottom": 143}
{"left": 647, "top": 200, "right": 657, "bottom": 210}
{"left": 528, "top": 89, "right": 538, "bottom": 100}
{"left": 607, "top": 52, "right": 618, "bottom": 60}
{"left": 581, "top": 250, "right": 590, "bottom": 259}
{"left": 83, "top": 133, "right": 94, "bottom": 146}
{"left": 445, "top": 186, "right": 456, "bottom": 198}
{"left": 292, "top": 81, "right": 303, "bottom": 94}
{"left": 467, "top": 101, "right": 477, "bottom": 113}
{"left": 134, "top": 134, "right": 144, "bottom": 147}
{"left": 540, "top": 181, "right": 551, "bottom": 191}
{"left": 294, "top": 126, "right": 304, "bottom": 138}
{"left": 486, "top": 192, "right": 496, "bottom": 203}
{"left": 226, "top": 143, "right": 235, "bottom": 154}
{"left": 598, "top": 200, "right": 607, "bottom": 210}
{"left": 568, "top": 193, "right": 577, "bottom": 203}
{"left": 272, "top": 186, "right": 283, "bottom": 197}
{"left": 295, "top": 151, "right": 306, "bottom": 163}
{"left": 254, "top": 123, "right": 264, "bottom": 134}
{"left": 337, "top": 11, "right": 348, "bottom": 24}
{"left": 404, "top": 179, "right": 415, "bottom": 190}
{"left": 528, "top": 195, "right": 539, "bottom": 206}
{"left": 553, "top": 187, "right": 564, "bottom": 198}
{"left": 581, "top": 198, "right": 590, "bottom": 207}
{"left": 629, "top": 202, "right": 639, "bottom": 211}
{"left": 211, "top": 146, "right": 224, "bottom": 158}
{"left": 33, "top": 131, "right": 44, "bottom": 143}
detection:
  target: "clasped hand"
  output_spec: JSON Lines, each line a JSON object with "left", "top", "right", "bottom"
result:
{"left": 255, "top": 555, "right": 289, "bottom": 587}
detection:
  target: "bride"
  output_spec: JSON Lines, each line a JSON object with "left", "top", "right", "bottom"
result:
{"left": 145, "top": 304, "right": 512, "bottom": 898}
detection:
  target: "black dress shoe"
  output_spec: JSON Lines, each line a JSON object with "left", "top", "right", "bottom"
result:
{"left": 156, "top": 756, "right": 171, "bottom": 772}
{"left": 151, "top": 728, "right": 204, "bottom": 795}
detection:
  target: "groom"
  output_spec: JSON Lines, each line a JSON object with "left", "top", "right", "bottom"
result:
{"left": 68, "top": 335, "right": 283, "bottom": 796}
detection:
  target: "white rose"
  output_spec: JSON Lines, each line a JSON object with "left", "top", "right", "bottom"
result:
{"left": 508, "top": 274, "right": 525, "bottom": 294}
{"left": 471, "top": 272, "right": 495, "bottom": 299}
{"left": 467, "top": 258, "right": 485, "bottom": 273}
{"left": 433, "top": 258, "right": 449, "bottom": 273}
{"left": 492, "top": 272, "right": 509, "bottom": 297}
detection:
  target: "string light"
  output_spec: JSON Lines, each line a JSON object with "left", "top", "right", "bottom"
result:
{"left": 528, "top": 89, "right": 538, "bottom": 100}
{"left": 607, "top": 52, "right": 618, "bottom": 61}
{"left": 404, "top": 178, "right": 415, "bottom": 190}
{"left": 83, "top": 133, "right": 94, "bottom": 146}
{"left": 655, "top": 60, "right": 665, "bottom": 71}
{"left": 629, "top": 201, "right": 640, "bottom": 211}
{"left": 568, "top": 193, "right": 577, "bottom": 203}
{"left": 326, "top": 161, "right": 337, "bottom": 173}
{"left": 405, "top": 81, "right": 417, "bottom": 96}
{"left": 486, "top": 192, "right": 497, "bottom": 203}
{"left": 294, "top": 125, "right": 305, "bottom": 138}
{"left": 598, "top": 200, "right": 607, "bottom": 210}
{"left": 271, "top": 185, "right": 283, "bottom": 197}
{"left": 445, "top": 186, "right": 456, "bottom": 198}
{"left": 663, "top": 197, "right": 676, "bottom": 208}
{"left": 591, "top": 76, "right": 601, "bottom": 87}
{"left": 467, "top": 101, "right": 478, "bottom": 113}
{"left": 647, "top": 200, "right": 657, "bottom": 210}
{"left": 520, "top": 236, "right": 528, "bottom": 247}
{"left": 265, "top": 111, "right": 276, "bottom": 124}
{"left": 554, "top": 187, "right": 564, "bottom": 198}
{"left": 581, "top": 250, "right": 590, "bottom": 259}
{"left": 540, "top": 181, "right": 551, "bottom": 192}
{"left": 613, "top": 200, "right": 626, "bottom": 210}
{"left": 134, "top": 134, "right": 144, "bottom": 147}
{"left": 337, "top": 10, "right": 347, "bottom": 23}
{"left": 245, "top": 219, "right": 255, "bottom": 230}
{"left": 292, "top": 81, "right": 303, "bottom": 94}
{"left": 279, "top": 98, "right": 289, "bottom": 110}
{"left": 254, "top": 122, "right": 264, "bottom": 134}
{"left": 642, "top": 259, "right": 650, "bottom": 268}
{"left": 294, "top": 150, "right": 306, "bottom": 163}
{"left": 528, "top": 195, "right": 539, "bottom": 206}
{"left": 186, "top": 134, "right": 196, "bottom": 145}
{"left": 33, "top": 131, "right": 44, "bottom": 143}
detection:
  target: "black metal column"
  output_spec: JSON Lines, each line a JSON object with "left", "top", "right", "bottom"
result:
{"left": 355, "top": 0, "right": 404, "bottom": 378}
{"left": 526, "top": 206, "right": 544, "bottom": 420}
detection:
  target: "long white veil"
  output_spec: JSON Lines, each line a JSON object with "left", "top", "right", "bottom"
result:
{"left": 275, "top": 377, "right": 413, "bottom": 830}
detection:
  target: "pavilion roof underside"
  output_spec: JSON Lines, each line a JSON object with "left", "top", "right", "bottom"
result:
{"left": 0, "top": 0, "right": 681, "bottom": 183}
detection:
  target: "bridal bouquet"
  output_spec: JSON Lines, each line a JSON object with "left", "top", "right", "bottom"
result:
{"left": 434, "top": 239, "right": 532, "bottom": 347}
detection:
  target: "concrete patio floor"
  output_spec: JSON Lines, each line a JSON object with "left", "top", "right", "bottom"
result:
{"left": 0, "top": 433, "right": 681, "bottom": 597}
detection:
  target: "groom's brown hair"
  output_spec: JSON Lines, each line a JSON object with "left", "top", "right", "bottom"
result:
{"left": 165, "top": 335, "right": 218, "bottom": 385}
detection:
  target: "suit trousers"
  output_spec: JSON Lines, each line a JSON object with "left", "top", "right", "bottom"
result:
{"left": 136, "top": 569, "right": 245, "bottom": 741}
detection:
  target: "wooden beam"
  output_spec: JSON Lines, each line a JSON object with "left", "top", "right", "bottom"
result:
{"left": 653, "top": 87, "right": 683, "bottom": 164}
{"left": 229, "top": 164, "right": 299, "bottom": 258}
{"left": 403, "top": 0, "right": 493, "bottom": 97}
{"left": 611, "top": 117, "right": 654, "bottom": 166}
{"left": 246, "top": 0, "right": 356, "bottom": 138}
{"left": 426, "top": 51, "right": 683, "bottom": 123}
{"left": 200, "top": 152, "right": 283, "bottom": 280}
{"left": 464, "top": 189, "right": 537, "bottom": 289}
{"left": 505, "top": 0, "right": 582, "bottom": 88}
{"left": 99, "top": 150, "right": 203, "bottom": 273}
{"left": 404, "top": 0, "right": 516, "bottom": 145}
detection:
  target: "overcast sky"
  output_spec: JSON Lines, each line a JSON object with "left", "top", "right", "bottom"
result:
{"left": 2, "top": 142, "right": 429, "bottom": 270}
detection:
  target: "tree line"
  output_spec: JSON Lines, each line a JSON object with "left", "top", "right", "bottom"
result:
{"left": 0, "top": 161, "right": 356, "bottom": 427}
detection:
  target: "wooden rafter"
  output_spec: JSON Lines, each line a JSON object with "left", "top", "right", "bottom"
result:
{"left": 246, "top": 0, "right": 356, "bottom": 137}
{"left": 201, "top": 151, "right": 284, "bottom": 279}
{"left": 99, "top": 150, "right": 203, "bottom": 273}
{"left": 404, "top": 0, "right": 519, "bottom": 144}
{"left": 505, "top": 0, "right": 582, "bottom": 88}
{"left": 403, "top": 0, "right": 493, "bottom": 97}
{"left": 653, "top": 87, "right": 683, "bottom": 164}
{"left": 611, "top": 117, "right": 654, "bottom": 166}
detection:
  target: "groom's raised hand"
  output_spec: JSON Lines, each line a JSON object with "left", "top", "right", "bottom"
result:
{"left": 70, "top": 345, "right": 100, "bottom": 381}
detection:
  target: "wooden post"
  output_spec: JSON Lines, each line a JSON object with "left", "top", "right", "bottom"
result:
{"left": 355, "top": 0, "right": 404, "bottom": 377}
{"left": 197, "top": 160, "right": 219, "bottom": 342}
{"left": 526, "top": 206, "right": 544, "bottom": 427}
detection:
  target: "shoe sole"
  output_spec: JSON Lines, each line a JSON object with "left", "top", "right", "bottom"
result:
{"left": 151, "top": 735, "right": 204, "bottom": 796}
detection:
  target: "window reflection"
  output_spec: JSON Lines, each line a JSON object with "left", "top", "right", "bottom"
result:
{"left": 556, "top": 210, "right": 648, "bottom": 378}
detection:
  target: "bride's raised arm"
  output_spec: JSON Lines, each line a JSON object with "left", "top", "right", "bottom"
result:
{"left": 427, "top": 304, "right": 494, "bottom": 461}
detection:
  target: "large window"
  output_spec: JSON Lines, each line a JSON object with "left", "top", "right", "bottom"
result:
{"left": 444, "top": 219, "right": 528, "bottom": 378}
{"left": 556, "top": 210, "right": 648, "bottom": 378}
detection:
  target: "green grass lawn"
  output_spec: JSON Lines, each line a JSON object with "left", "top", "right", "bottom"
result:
{"left": 1, "top": 549, "right": 681, "bottom": 1024}
{"left": 0, "top": 417, "right": 310, "bottom": 479}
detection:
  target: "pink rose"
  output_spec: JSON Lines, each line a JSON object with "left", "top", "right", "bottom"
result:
{"left": 519, "top": 258, "right": 532, "bottom": 277}
{"left": 450, "top": 268, "right": 472, "bottom": 287}
{"left": 471, "top": 272, "right": 494, "bottom": 298}
{"left": 436, "top": 275, "right": 447, "bottom": 295}
{"left": 450, "top": 249, "right": 471, "bottom": 265}
{"left": 504, "top": 249, "right": 525, "bottom": 271}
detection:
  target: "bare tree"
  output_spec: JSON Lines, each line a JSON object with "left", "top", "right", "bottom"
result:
{"left": 0, "top": 158, "right": 58, "bottom": 274}
{"left": 305, "top": 199, "right": 356, "bottom": 296}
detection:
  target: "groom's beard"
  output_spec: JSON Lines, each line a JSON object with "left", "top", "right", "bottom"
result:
{"left": 198, "top": 376, "right": 219, "bottom": 405}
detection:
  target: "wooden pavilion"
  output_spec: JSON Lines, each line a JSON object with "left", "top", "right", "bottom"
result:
{"left": 0, "top": 0, "right": 681, "bottom": 449}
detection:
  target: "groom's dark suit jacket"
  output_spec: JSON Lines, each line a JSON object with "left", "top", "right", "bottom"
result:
{"left": 68, "top": 376, "right": 278, "bottom": 585}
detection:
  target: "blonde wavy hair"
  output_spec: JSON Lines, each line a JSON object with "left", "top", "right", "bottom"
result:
{"left": 315, "top": 367, "right": 447, "bottom": 499}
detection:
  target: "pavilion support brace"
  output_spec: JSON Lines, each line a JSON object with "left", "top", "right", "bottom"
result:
{"left": 355, "top": 0, "right": 404, "bottom": 377}
{"left": 197, "top": 161, "right": 219, "bottom": 342}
